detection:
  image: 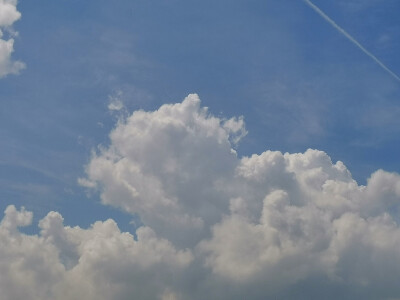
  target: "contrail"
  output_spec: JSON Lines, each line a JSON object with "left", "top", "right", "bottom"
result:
{"left": 303, "top": 0, "right": 400, "bottom": 83}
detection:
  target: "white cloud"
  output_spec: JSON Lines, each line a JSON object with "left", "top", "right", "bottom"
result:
{"left": 108, "top": 90, "right": 125, "bottom": 111}
{"left": 79, "top": 94, "right": 400, "bottom": 298}
{"left": 81, "top": 94, "right": 243, "bottom": 247}
{"left": 0, "top": 205, "right": 192, "bottom": 300}
{"left": 3, "top": 94, "right": 400, "bottom": 299}
{"left": 0, "top": 0, "right": 25, "bottom": 78}
{"left": 0, "top": 0, "right": 20, "bottom": 27}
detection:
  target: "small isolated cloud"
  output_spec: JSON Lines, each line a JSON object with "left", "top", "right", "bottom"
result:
{"left": 0, "top": 0, "right": 25, "bottom": 78}
{"left": 3, "top": 94, "right": 400, "bottom": 299}
{"left": 108, "top": 90, "right": 125, "bottom": 111}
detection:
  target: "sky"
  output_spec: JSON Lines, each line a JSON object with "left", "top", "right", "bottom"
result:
{"left": 1, "top": 0, "right": 400, "bottom": 299}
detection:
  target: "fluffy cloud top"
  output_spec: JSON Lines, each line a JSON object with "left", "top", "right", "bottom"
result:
{"left": 0, "top": 0, "right": 24, "bottom": 78}
{"left": 0, "top": 205, "right": 191, "bottom": 300}
{"left": 3, "top": 95, "right": 400, "bottom": 299}
{"left": 80, "top": 94, "right": 246, "bottom": 247}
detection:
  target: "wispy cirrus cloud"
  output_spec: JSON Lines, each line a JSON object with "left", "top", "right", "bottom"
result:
{"left": 338, "top": 0, "right": 390, "bottom": 12}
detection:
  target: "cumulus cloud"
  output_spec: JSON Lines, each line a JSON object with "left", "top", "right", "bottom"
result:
{"left": 81, "top": 94, "right": 244, "bottom": 247}
{"left": 3, "top": 94, "right": 400, "bottom": 299}
{"left": 0, "top": 205, "right": 192, "bottom": 300}
{"left": 0, "top": 0, "right": 25, "bottom": 78}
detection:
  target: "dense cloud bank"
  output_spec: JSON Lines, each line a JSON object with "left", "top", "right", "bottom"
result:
{"left": 0, "top": 0, "right": 24, "bottom": 77}
{"left": 3, "top": 94, "right": 400, "bottom": 299}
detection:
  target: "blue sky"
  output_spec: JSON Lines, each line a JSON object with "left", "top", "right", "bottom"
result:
{"left": 1, "top": 1, "right": 400, "bottom": 298}
{"left": 2, "top": 0, "right": 399, "bottom": 226}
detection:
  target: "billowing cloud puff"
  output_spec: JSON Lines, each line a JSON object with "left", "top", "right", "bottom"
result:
{"left": 0, "top": 0, "right": 25, "bottom": 78}
{"left": 80, "top": 94, "right": 246, "bottom": 247}
{"left": 3, "top": 94, "right": 400, "bottom": 299}
{"left": 0, "top": 205, "right": 192, "bottom": 300}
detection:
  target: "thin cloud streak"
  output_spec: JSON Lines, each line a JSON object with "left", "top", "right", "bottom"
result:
{"left": 303, "top": 0, "right": 400, "bottom": 83}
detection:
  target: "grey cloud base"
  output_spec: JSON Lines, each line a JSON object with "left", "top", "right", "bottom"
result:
{"left": 3, "top": 94, "right": 400, "bottom": 299}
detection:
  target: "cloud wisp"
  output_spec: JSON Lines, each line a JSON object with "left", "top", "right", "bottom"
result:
{"left": 303, "top": 0, "right": 400, "bottom": 83}
{"left": 2, "top": 95, "right": 400, "bottom": 299}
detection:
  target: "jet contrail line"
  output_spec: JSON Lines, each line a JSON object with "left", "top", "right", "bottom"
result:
{"left": 303, "top": 0, "right": 400, "bottom": 83}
